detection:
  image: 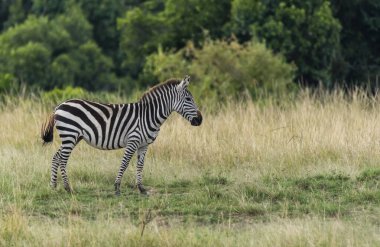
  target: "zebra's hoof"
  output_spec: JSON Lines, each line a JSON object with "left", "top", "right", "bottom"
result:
{"left": 114, "top": 183, "right": 121, "bottom": 196}
{"left": 50, "top": 183, "right": 57, "bottom": 189}
{"left": 138, "top": 185, "right": 148, "bottom": 195}
{"left": 64, "top": 186, "right": 73, "bottom": 194}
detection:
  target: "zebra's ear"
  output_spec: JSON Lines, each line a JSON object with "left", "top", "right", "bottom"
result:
{"left": 177, "top": 75, "right": 190, "bottom": 91}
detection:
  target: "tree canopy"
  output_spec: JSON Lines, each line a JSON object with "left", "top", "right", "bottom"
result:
{"left": 0, "top": 0, "right": 378, "bottom": 96}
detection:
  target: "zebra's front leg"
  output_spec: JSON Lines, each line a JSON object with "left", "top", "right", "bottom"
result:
{"left": 136, "top": 146, "right": 148, "bottom": 195}
{"left": 114, "top": 142, "right": 138, "bottom": 196}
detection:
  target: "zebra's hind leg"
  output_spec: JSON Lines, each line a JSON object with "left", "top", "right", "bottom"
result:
{"left": 136, "top": 146, "right": 148, "bottom": 195}
{"left": 50, "top": 148, "right": 62, "bottom": 189}
{"left": 58, "top": 144, "right": 76, "bottom": 193}
{"left": 114, "top": 142, "right": 138, "bottom": 196}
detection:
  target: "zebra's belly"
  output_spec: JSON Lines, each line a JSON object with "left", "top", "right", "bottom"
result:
{"left": 82, "top": 134, "right": 127, "bottom": 150}
{"left": 56, "top": 122, "right": 126, "bottom": 150}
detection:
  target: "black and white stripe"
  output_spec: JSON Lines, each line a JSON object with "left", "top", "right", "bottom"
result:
{"left": 41, "top": 75, "right": 202, "bottom": 195}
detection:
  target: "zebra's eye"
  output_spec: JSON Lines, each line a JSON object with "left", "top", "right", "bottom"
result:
{"left": 185, "top": 97, "right": 192, "bottom": 101}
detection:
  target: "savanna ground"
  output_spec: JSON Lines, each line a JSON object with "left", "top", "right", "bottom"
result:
{"left": 0, "top": 91, "right": 379, "bottom": 246}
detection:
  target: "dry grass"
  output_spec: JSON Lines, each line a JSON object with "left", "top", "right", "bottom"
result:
{"left": 1, "top": 211, "right": 379, "bottom": 247}
{"left": 0, "top": 90, "right": 379, "bottom": 246}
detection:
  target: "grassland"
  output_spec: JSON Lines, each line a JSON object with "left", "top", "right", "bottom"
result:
{"left": 0, "top": 91, "right": 379, "bottom": 246}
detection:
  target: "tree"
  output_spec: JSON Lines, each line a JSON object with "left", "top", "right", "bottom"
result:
{"left": 69, "top": 41, "right": 115, "bottom": 90}
{"left": 118, "top": 0, "right": 231, "bottom": 83}
{"left": 118, "top": 3, "right": 168, "bottom": 79}
{"left": 229, "top": 0, "right": 341, "bottom": 86}
{"left": 1, "top": 0, "right": 32, "bottom": 29}
{"left": 0, "top": 5, "right": 119, "bottom": 90}
{"left": 0, "top": 0, "right": 12, "bottom": 30}
{"left": 77, "top": 0, "right": 127, "bottom": 60}
{"left": 11, "top": 42, "right": 51, "bottom": 86}
{"left": 31, "top": 0, "right": 66, "bottom": 17}
{"left": 330, "top": 0, "right": 380, "bottom": 87}
{"left": 163, "top": 0, "right": 231, "bottom": 47}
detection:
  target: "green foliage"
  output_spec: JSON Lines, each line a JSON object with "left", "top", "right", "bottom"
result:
{"left": 228, "top": 0, "right": 266, "bottom": 41}
{"left": 69, "top": 41, "right": 115, "bottom": 90}
{"left": 0, "top": 5, "right": 120, "bottom": 91}
{"left": 0, "top": 16, "right": 63, "bottom": 51}
{"left": 31, "top": 0, "right": 66, "bottom": 17}
{"left": 229, "top": 0, "right": 341, "bottom": 86}
{"left": 0, "top": 73, "right": 16, "bottom": 92}
{"left": 0, "top": 0, "right": 379, "bottom": 94}
{"left": 144, "top": 40, "right": 296, "bottom": 101}
{"left": 118, "top": 4, "right": 168, "bottom": 78}
{"left": 117, "top": 0, "right": 344, "bottom": 89}
{"left": 330, "top": 0, "right": 380, "bottom": 87}
{"left": 78, "top": 0, "right": 128, "bottom": 59}
{"left": 163, "top": 0, "right": 231, "bottom": 45}
{"left": 1, "top": 0, "right": 32, "bottom": 29}
{"left": 53, "top": 5, "right": 92, "bottom": 47}
{"left": 42, "top": 86, "right": 88, "bottom": 103}
{"left": 0, "top": 1, "right": 12, "bottom": 31}
{"left": 117, "top": 0, "right": 231, "bottom": 79}
{"left": 10, "top": 42, "right": 51, "bottom": 87}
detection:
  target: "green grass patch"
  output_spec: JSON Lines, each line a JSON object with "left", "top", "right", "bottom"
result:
{"left": 2, "top": 168, "right": 377, "bottom": 226}
{"left": 242, "top": 170, "right": 379, "bottom": 217}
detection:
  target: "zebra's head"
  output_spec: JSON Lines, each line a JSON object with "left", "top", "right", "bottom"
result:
{"left": 173, "top": 75, "right": 203, "bottom": 126}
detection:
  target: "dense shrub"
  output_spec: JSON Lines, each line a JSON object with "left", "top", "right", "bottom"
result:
{"left": 0, "top": 73, "right": 16, "bottom": 92}
{"left": 42, "top": 86, "right": 88, "bottom": 104}
{"left": 143, "top": 40, "right": 296, "bottom": 101}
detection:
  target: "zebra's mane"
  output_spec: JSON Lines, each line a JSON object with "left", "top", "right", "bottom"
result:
{"left": 139, "top": 78, "right": 181, "bottom": 102}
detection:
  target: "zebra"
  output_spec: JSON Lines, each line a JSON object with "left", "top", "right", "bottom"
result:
{"left": 41, "top": 75, "right": 202, "bottom": 195}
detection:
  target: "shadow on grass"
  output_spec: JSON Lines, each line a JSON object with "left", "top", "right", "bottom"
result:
{"left": 8, "top": 168, "right": 380, "bottom": 224}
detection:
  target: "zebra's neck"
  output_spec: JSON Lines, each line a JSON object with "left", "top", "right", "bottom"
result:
{"left": 139, "top": 95, "right": 174, "bottom": 131}
{"left": 138, "top": 84, "right": 179, "bottom": 134}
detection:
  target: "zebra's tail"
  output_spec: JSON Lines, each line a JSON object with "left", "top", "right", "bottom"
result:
{"left": 41, "top": 113, "right": 55, "bottom": 145}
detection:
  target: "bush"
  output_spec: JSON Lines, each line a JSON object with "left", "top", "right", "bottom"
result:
{"left": 143, "top": 39, "right": 296, "bottom": 102}
{"left": 42, "top": 86, "right": 88, "bottom": 103}
{"left": 0, "top": 74, "right": 17, "bottom": 93}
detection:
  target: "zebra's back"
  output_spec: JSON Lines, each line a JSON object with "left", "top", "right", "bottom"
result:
{"left": 54, "top": 99, "right": 139, "bottom": 150}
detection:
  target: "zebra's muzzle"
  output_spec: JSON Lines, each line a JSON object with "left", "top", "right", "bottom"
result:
{"left": 191, "top": 111, "right": 203, "bottom": 126}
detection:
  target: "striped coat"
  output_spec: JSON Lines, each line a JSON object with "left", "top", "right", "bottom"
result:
{"left": 41, "top": 76, "right": 202, "bottom": 195}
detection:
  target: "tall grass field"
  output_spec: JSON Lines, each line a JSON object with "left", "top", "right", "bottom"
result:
{"left": 0, "top": 91, "right": 379, "bottom": 246}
